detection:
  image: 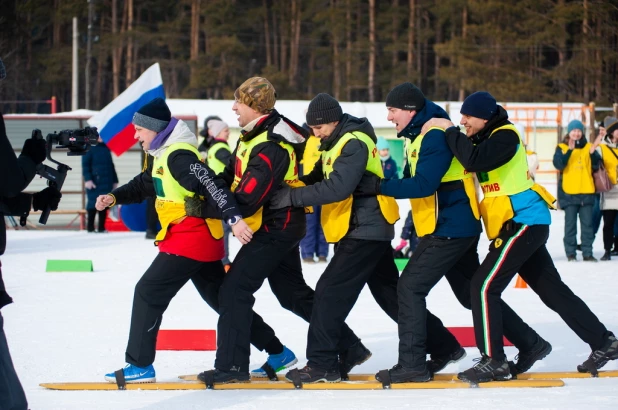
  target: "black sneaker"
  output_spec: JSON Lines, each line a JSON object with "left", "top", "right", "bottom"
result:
{"left": 197, "top": 368, "right": 250, "bottom": 386}
{"left": 511, "top": 336, "right": 552, "bottom": 374}
{"left": 427, "top": 346, "right": 467, "bottom": 374}
{"left": 567, "top": 255, "right": 577, "bottom": 262}
{"left": 611, "top": 249, "right": 618, "bottom": 256}
{"left": 600, "top": 251, "right": 611, "bottom": 261}
{"left": 375, "top": 363, "right": 432, "bottom": 383}
{"left": 457, "top": 355, "right": 512, "bottom": 383}
{"left": 285, "top": 365, "right": 341, "bottom": 384}
{"left": 577, "top": 332, "right": 618, "bottom": 375}
{"left": 583, "top": 255, "right": 598, "bottom": 262}
{"left": 339, "top": 340, "right": 372, "bottom": 380}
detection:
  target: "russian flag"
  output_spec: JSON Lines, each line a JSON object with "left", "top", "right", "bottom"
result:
{"left": 88, "top": 63, "right": 165, "bottom": 156}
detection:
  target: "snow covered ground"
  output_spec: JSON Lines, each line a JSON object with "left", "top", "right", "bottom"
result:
{"left": 3, "top": 199, "right": 618, "bottom": 409}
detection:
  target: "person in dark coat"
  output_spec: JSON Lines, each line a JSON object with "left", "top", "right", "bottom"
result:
{"left": 82, "top": 137, "right": 118, "bottom": 232}
{"left": 0, "top": 111, "right": 62, "bottom": 410}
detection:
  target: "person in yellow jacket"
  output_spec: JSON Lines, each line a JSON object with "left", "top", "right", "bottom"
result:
{"left": 425, "top": 91, "right": 618, "bottom": 382}
{"left": 599, "top": 116, "right": 618, "bottom": 260}
{"left": 553, "top": 119, "right": 602, "bottom": 261}
{"left": 299, "top": 125, "right": 329, "bottom": 263}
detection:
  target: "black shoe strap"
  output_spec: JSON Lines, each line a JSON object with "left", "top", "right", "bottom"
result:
{"left": 201, "top": 370, "right": 216, "bottom": 389}
{"left": 288, "top": 368, "right": 303, "bottom": 389}
{"left": 261, "top": 362, "right": 278, "bottom": 381}
{"left": 114, "top": 369, "right": 126, "bottom": 390}
{"left": 377, "top": 369, "right": 391, "bottom": 389}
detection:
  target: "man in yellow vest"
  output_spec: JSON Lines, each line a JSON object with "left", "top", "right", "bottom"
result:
{"left": 553, "top": 119, "right": 602, "bottom": 261}
{"left": 96, "top": 97, "right": 289, "bottom": 385}
{"left": 355, "top": 84, "right": 547, "bottom": 384}
{"left": 192, "top": 79, "right": 365, "bottom": 386}
{"left": 425, "top": 91, "right": 618, "bottom": 382}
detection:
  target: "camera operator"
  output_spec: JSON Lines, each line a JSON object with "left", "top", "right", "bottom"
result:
{"left": 0, "top": 109, "right": 62, "bottom": 409}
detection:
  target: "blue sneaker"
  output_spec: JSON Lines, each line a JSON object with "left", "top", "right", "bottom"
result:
{"left": 104, "top": 363, "right": 156, "bottom": 383}
{"left": 251, "top": 346, "right": 298, "bottom": 378}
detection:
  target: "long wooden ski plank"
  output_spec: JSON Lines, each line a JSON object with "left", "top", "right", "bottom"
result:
{"left": 39, "top": 379, "right": 564, "bottom": 391}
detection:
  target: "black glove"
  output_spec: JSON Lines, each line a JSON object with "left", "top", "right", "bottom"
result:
{"left": 32, "top": 187, "right": 62, "bottom": 211}
{"left": 185, "top": 196, "right": 206, "bottom": 218}
{"left": 21, "top": 137, "right": 47, "bottom": 165}
{"left": 269, "top": 184, "right": 292, "bottom": 209}
{"left": 353, "top": 172, "right": 382, "bottom": 196}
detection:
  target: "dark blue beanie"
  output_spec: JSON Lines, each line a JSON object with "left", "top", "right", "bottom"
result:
{"left": 460, "top": 92, "right": 497, "bottom": 120}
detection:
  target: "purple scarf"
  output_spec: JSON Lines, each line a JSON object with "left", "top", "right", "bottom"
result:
{"left": 149, "top": 117, "right": 179, "bottom": 151}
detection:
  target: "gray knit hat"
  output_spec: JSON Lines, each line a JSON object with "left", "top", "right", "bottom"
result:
{"left": 604, "top": 116, "right": 618, "bottom": 135}
{"left": 132, "top": 97, "right": 171, "bottom": 132}
{"left": 306, "top": 93, "right": 343, "bottom": 126}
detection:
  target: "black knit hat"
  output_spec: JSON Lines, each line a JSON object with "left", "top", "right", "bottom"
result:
{"left": 306, "top": 93, "right": 343, "bottom": 126}
{"left": 385, "top": 83, "right": 425, "bottom": 111}
{"left": 460, "top": 92, "right": 497, "bottom": 120}
{"left": 132, "top": 97, "right": 171, "bottom": 132}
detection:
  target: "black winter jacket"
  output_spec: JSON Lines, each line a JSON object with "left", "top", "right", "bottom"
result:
{"left": 292, "top": 114, "right": 395, "bottom": 242}
{"left": 0, "top": 113, "right": 37, "bottom": 308}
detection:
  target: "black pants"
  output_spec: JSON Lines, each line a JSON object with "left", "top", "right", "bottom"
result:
{"left": 87, "top": 208, "right": 107, "bottom": 232}
{"left": 602, "top": 210, "right": 618, "bottom": 251}
{"left": 398, "top": 235, "right": 539, "bottom": 368}
{"left": 471, "top": 224, "right": 608, "bottom": 361}
{"left": 0, "top": 312, "right": 27, "bottom": 410}
{"left": 215, "top": 232, "right": 360, "bottom": 373}
{"left": 126, "top": 253, "right": 279, "bottom": 367}
{"left": 305, "top": 239, "right": 456, "bottom": 371}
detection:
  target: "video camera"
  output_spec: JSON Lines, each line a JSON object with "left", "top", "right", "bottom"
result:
{"left": 26, "top": 127, "right": 99, "bottom": 226}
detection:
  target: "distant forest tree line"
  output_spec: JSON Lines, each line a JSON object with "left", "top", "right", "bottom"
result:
{"left": 1, "top": 0, "right": 617, "bottom": 113}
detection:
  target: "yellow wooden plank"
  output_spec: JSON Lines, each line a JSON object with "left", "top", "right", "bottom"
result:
{"left": 40, "top": 379, "right": 563, "bottom": 391}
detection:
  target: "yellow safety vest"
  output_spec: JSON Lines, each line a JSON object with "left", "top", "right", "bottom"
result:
{"left": 406, "top": 127, "right": 480, "bottom": 237}
{"left": 302, "top": 136, "right": 322, "bottom": 174}
{"left": 601, "top": 144, "right": 618, "bottom": 186}
{"left": 152, "top": 142, "right": 224, "bottom": 243}
{"left": 557, "top": 142, "right": 595, "bottom": 194}
{"left": 321, "top": 132, "right": 399, "bottom": 243}
{"left": 231, "top": 131, "right": 303, "bottom": 232}
{"left": 479, "top": 124, "right": 556, "bottom": 239}
{"left": 206, "top": 141, "right": 231, "bottom": 175}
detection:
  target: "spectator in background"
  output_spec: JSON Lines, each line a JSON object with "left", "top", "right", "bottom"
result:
{"left": 299, "top": 123, "right": 328, "bottom": 263}
{"left": 205, "top": 119, "right": 234, "bottom": 270}
{"left": 553, "top": 119, "right": 602, "bottom": 262}
{"left": 82, "top": 136, "right": 118, "bottom": 233}
{"left": 197, "top": 115, "right": 223, "bottom": 157}
{"left": 377, "top": 136, "right": 398, "bottom": 180}
{"left": 599, "top": 117, "right": 618, "bottom": 261}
